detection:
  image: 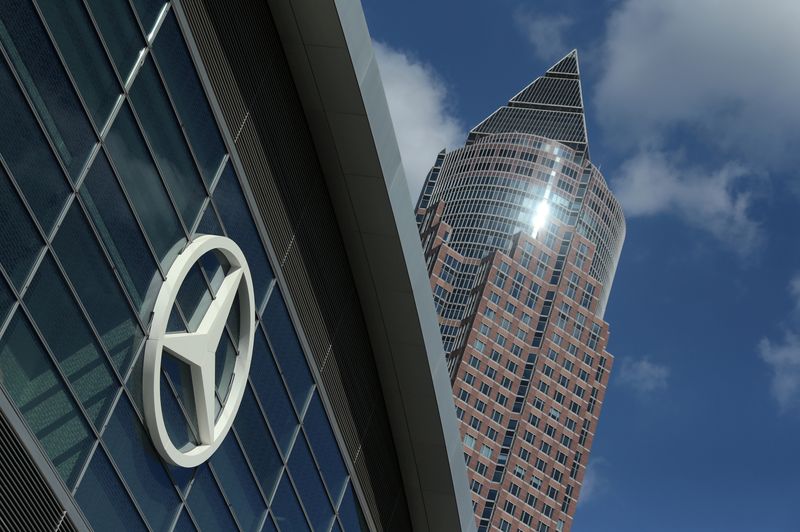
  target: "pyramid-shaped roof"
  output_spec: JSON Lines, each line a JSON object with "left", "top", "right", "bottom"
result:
{"left": 469, "top": 50, "right": 589, "bottom": 155}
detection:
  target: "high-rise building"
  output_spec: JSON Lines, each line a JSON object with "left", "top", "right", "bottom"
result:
{"left": 416, "top": 50, "right": 626, "bottom": 532}
{"left": 0, "top": 1, "right": 475, "bottom": 531}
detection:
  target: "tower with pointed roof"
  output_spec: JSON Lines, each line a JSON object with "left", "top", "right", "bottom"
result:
{"left": 416, "top": 51, "right": 625, "bottom": 532}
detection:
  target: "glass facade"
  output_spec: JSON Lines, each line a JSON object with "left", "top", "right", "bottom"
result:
{"left": 0, "top": 2, "right": 366, "bottom": 530}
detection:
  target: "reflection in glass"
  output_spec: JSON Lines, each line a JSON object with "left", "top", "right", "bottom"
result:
{"left": 214, "top": 164, "right": 273, "bottom": 306}
{"left": 263, "top": 288, "right": 314, "bottom": 411}
{"left": 75, "top": 447, "right": 148, "bottom": 532}
{"left": 186, "top": 464, "right": 237, "bottom": 530}
{"left": 104, "top": 103, "right": 185, "bottom": 268}
{"left": 79, "top": 150, "right": 161, "bottom": 320}
{"left": 37, "top": 0, "right": 119, "bottom": 128}
{"left": 102, "top": 393, "right": 181, "bottom": 530}
{"left": 0, "top": 164, "right": 42, "bottom": 289}
{"left": 304, "top": 393, "right": 348, "bottom": 504}
{"left": 234, "top": 386, "right": 283, "bottom": 499}
{"left": 0, "top": 1, "right": 95, "bottom": 180}
{"left": 0, "top": 312, "right": 93, "bottom": 487}
{"left": 130, "top": 58, "right": 205, "bottom": 227}
{"left": 249, "top": 329, "right": 299, "bottom": 455}
{"left": 271, "top": 474, "right": 311, "bottom": 532}
{"left": 24, "top": 254, "right": 118, "bottom": 429}
{"left": 0, "top": 59, "right": 70, "bottom": 232}
{"left": 53, "top": 204, "right": 143, "bottom": 375}
{"left": 85, "top": 0, "right": 144, "bottom": 83}
{"left": 288, "top": 434, "right": 335, "bottom": 531}
{"left": 154, "top": 12, "right": 225, "bottom": 185}
{"left": 210, "top": 435, "right": 267, "bottom": 531}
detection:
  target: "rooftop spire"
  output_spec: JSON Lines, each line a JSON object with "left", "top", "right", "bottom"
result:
{"left": 468, "top": 50, "right": 589, "bottom": 156}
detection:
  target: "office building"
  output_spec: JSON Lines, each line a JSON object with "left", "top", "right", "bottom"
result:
{"left": 0, "top": 1, "right": 474, "bottom": 530}
{"left": 416, "top": 51, "right": 626, "bottom": 531}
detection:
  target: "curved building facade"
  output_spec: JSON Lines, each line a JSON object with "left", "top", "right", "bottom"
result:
{"left": 417, "top": 51, "right": 625, "bottom": 531}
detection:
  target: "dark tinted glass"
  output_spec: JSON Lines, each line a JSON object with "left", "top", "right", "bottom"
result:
{"left": 85, "top": 0, "right": 144, "bottom": 82}
{"left": 304, "top": 393, "right": 348, "bottom": 504}
{"left": 130, "top": 0, "right": 166, "bottom": 36}
{"left": 263, "top": 515, "right": 278, "bottom": 532}
{"left": 0, "top": 164, "right": 42, "bottom": 289}
{"left": 0, "top": 59, "right": 70, "bottom": 232}
{"left": 0, "top": 312, "right": 93, "bottom": 487}
{"left": 24, "top": 254, "right": 118, "bottom": 429}
{"left": 288, "top": 435, "right": 335, "bottom": 531}
{"left": 0, "top": 276, "right": 12, "bottom": 326}
{"left": 186, "top": 464, "right": 237, "bottom": 530}
{"left": 338, "top": 484, "right": 369, "bottom": 532}
{"left": 53, "top": 204, "right": 142, "bottom": 375}
{"left": 104, "top": 103, "right": 185, "bottom": 267}
{"left": 263, "top": 288, "right": 314, "bottom": 410}
{"left": 210, "top": 436, "right": 267, "bottom": 531}
{"left": 213, "top": 164, "right": 273, "bottom": 306}
{"left": 79, "top": 150, "right": 161, "bottom": 320}
{"left": 37, "top": 0, "right": 119, "bottom": 128}
{"left": 249, "top": 328, "right": 298, "bottom": 455}
{"left": 130, "top": 58, "right": 205, "bottom": 226}
{"left": 0, "top": 1, "right": 95, "bottom": 180}
{"left": 172, "top": 509, "right": 197, "bottom": 532}
{"left": 234, "top": 386, "right": 283, "bottom": 498}
{"left": 102, "top": 394, "right": 181, "bottom": 530}
{"left": 153, "top": 12, "right": 225, "bottom": 185}
{"left": 75, "top": 448, "right": 147, "bottom": 532}
{"left": 175, "top": 264, "right": 212, "bottom": 333}
{"left": 271, "top": 474, "right": 310, "bottom": 532}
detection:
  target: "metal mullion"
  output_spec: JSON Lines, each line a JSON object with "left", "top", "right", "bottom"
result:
{"left": 205, "top": 460, "right": 246, "bottom": 532}
{"left": 124, "top": 75, "right": 194, "bottom": 242}
{"left": 244, "top": 375, "right": 301, "bottom": 466}
{"left": 278, "top": 456, "right": 316, "bottom": 532}
{"left": 74, "top": 0, "right": 133, "bottom": 90}
{"left": 227, "top": 425, "right": 274, "bottom": 514}
{"left": 146, "top": 3, "right": 172, "bottom": 45}
{"left": 297, "top": 422, "right": 343, "bottom": 511}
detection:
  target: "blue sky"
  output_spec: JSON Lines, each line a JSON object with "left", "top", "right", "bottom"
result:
{"left": 363, "top": 1, "right": 800, "bottom": 530}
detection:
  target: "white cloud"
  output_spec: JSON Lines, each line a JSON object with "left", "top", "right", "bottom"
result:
{"left": 759, "top": 274, "right": 800, "bottom": 412}
{"left": 617, "top": 357, "right": 669, "bottom": 393}
{"left": 515, "top": 11, "right": 574, "bottom": 62}
{"left": 373, "top": 42, "right": 463, "bottom": 199}
{"left": 595, "top": 0, "right": 800, "bottom": 250}
{"left": 578, "top": 456, "right": 610, "bottom": 506}
{"left": 614, "top": 150, "right": 761, "bottom": 252}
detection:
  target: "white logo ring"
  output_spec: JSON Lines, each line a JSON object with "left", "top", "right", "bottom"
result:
{"left": 143, "top": 235, "right": 255, "bottom": 468}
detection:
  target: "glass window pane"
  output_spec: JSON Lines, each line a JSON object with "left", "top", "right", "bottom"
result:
{"left": 153, "top": 12, "right": 225, "bottom": 185}
{"left": 75, "top": 447, "right": 147, "bottom": 532}
{"left": 85, "top": 0, "right": 144, "bottom": 82}
{"left": 0, "top": 1, "right": 95, "bottom": 180}
{"left": 53, "top": 204, "right": 143, "bottom": 375}
{"left": 304, "top": 393, "right": 348, "bottom": 504}
{"left": 262, "top": 515, "right": 278, "bottom": 532}
{"left": 0, "top": 311, "right": 93, "bottom": 487}
{"left": 210, "top": 436, "right": 267, "bottom": 531}
{"left": 176, "top": 263, "right": 212, "bottom": 333}
{"left": 263, "top": 288, "right": 313, "bottom": 410}
{"left": 0, "top": 275, "right": 12, "bottom": 327}
{"left": 338, "top": 484, "right": 369, "bottom": 532}
{"left": 36, "top": 0, "right": 120, "bottom": 129}
{"left": 288, "top": 435, "right": 335, "bottom": 531}
{"left": 271, "top": 474, "right": 310, "bottom": 532}
{"left": 104, "top": 103, "right": 185, "bottom": 268}
{"left": 234, "top": 386, "right": 283, "bottom": 498}
{"left": 130, "top": 58, "right": 205, "bottom": 227}
{"left": 79, "top": 150, "right": 161, "bottom": 320}
{"left": 0, "top": 163, "right": 42, "bottom": 289}
{"left": 102, "top": 394, "right": 181, "bottom": 530}
{"left": 25, "top": 253, "right": 118, "bottom": 429}
{"left": 250, "top": 329, "right": 299, "bottom": 455}
{"left": 214, "top": 331, "right": 237, "bottom": 408}
{"left": 0, "top": 58, "right": 70, "bottom": 232}
{"left": 213, "top": 164, "right": 273, "bottom": 306}
{"left": 130, "top": 0, "right": 166, "bottom": 37}
{"left": 186, "top": 464, "right": 237, "bottom": 531}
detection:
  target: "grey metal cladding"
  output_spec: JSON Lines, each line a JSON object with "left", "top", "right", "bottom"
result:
{"left": 0, "top": 401, "right": 81, "bottom": 532}
{"left": 179, "top": 0, "right": 411, "bottom": 529}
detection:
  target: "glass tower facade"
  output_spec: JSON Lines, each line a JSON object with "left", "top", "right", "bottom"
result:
{"left": 417, "top": 51, "right": 626, "bottom": 531}
{"left": 0, "top": 2, "right": 369, "bottom": 530}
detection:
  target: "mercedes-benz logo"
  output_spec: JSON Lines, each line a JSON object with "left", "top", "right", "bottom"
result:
{"left": 143, "top": 235, "right": 256, "bottom": 468}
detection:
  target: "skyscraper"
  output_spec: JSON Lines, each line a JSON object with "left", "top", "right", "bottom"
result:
{"left": 416, "top": 50, "right": 625, "bottom": 531}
